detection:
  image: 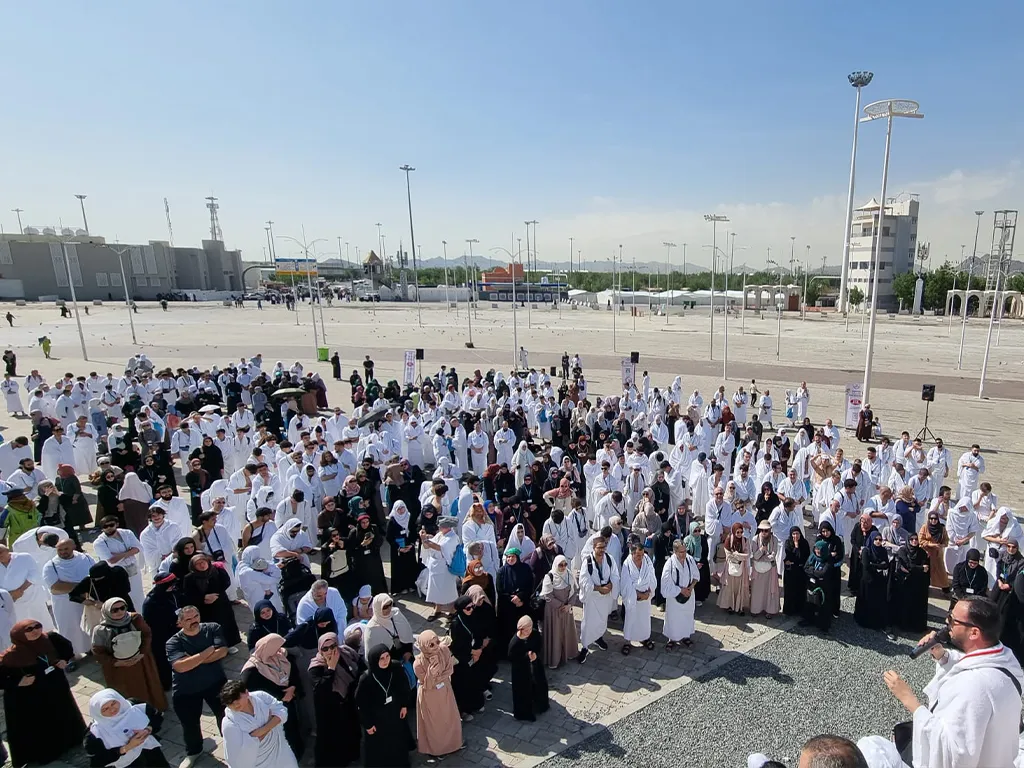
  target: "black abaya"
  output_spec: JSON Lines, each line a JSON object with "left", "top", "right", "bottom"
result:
{"left": 141, "top": 580, "right": 183, "bottom": 690}
{"left": 495, "top": 561, "right": 533, "bottom": 660}
{"left": 385, "top": 517, "right": 419, "bottom": 594}
{"left": 887, "top": 544, "right": 930, "bottom": 633}
{"left": 354, "top": 661, "right": 414, "bottom": 768}
{"left": 507, "top": 631, "right": 550, "bottom": 721}
{"left": 346, "top": 525, "right": 388, "bottom": 595}
{"left": 182, "top": 565, "right": 241, "bottom": 646}
{"left": 449, "top": 610, "right": 485, "bottom": 715}
{"left": 783, "top": 537, "right": 810, "bottom": 615}
{"left": 848, "top": 524, "right": 874, "bottom": 593}
{"left": 853, "top": 542, "right": 890, "bottom": 629}
{"left": 0, "top": 632, "right": 85, "bottom": 766}
{"left": 310, "top": 657, "right": 362, "bottom": 768}
{"left": 804, "top": 558, "right": 833, "bottom": 632}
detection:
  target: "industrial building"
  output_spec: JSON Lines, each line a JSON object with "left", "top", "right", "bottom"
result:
{"left": 0, "top": 231, "right": 245, "bottom": 301}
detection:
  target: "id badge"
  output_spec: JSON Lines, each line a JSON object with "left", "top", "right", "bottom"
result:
{"left": 435, "top": 682, "right": 445, "bottom": 690}
{"left": 43, "top": 666, "right": 55, "bottom": 675}
{"left": 384, "top": 695, "right": 393, "bottom": 704}
{"left": 966, "top": 588, "right": 975, "bottom": 594}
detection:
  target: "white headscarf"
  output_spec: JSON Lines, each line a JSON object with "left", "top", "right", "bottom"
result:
{"left": 118, "top": 473, "right": 152, "bottom": 504}
{"left": 388, "top": 500, "right": 411, "bottom": 530}
{"left": 88, "top": 689, "right": 159, "bottom": 767}
{"left": 504, "top": 523, "right": 536, "bottom": 560}
{"left": 539, "top": 554, "right": 573, "bottom": 597}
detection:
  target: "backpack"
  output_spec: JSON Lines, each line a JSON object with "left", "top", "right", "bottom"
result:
{"left": 447, "top": 543, "right": 467, "bottom": 577}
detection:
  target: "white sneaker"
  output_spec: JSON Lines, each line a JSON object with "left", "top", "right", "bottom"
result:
{"left": 179, "top": 754, "right": 198, "bottom": 768}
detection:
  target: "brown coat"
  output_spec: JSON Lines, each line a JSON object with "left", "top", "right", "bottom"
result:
{"left": 917, "top": 524, "right": 950, "bottom": 588}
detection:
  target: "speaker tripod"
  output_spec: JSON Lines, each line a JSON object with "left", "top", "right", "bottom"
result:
{"left": 916, "top": 399, "right": 937, "bottom": 441}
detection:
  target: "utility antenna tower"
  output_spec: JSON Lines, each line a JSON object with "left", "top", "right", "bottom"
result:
{"left": 915, "top": 242, "right": 930, "bottom": 274}
{"left": 986, "top": 210, "right": 1017, "bottom": 289}
{"left": 163, "top": 198, "right": 175, "bottom": 246}
{"left": 205, "top": 196, "right": 222, "bottom": 242}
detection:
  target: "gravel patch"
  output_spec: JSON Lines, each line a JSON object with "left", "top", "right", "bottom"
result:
{"left": 543, "top": 598, "right": 939, "bottom": 768}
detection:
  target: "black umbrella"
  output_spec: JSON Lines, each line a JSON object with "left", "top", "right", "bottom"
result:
{"left": 270, "top": 387, "right": 305, "bottom": 399}
{"left": 357, "top": 403, "right": 392, "bottom": 428}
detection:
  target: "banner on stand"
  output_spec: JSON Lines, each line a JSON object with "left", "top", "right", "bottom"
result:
{"left": 403, "top": 350, "right": 417, "bottom": 385}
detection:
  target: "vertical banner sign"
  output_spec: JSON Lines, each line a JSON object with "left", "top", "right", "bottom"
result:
{"left": 620, "top": 359, "right": 636, "bottom": 391}
{"left": 844, "top": 382, "right": 863, "bottom": 429}
{"left": 403, "top": 350, "right": 417, "bottom": 385}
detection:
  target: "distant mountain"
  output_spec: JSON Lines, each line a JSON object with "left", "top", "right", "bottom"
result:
{"left": 954, "top": 254, "right": 1024, "bottom": 275}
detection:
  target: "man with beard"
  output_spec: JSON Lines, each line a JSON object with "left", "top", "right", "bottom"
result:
{"left": 883, "top": 596, "right": 1023, "bottom": 768}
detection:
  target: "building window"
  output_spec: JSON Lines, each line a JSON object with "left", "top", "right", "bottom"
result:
{"left": 134, "top": 276, "right": 147, "bottom": 287}
{"left": 149, "top": 277, "right": 161, "bottom": 286}
{"left": 882, "top": 226, "right": 891, "bottom": 237}
{"left": 110, "top": 273, "right": 122, "bottom": 287}
{"left": 95, "top": 273, "right": 109, "bottom": 286}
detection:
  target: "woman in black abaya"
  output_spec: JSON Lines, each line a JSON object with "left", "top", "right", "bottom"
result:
{"left": 782, "top": 526, "right": 810, "bottom": 616}
{"left": 887, "top": 533, "right": 931, "bottom": 634}
{"left": 817, "top": 521, "right": 845, "bottom": 619}
{"left": 449, "top": 595, "right": 485, "bottom": 718}
{"left": 495, "top": 549, "right": 534, "bottom": 660}
{"left": 0, "top": 620, "right": 86, "bottom": 766}
{"left": 308, "top": 628, "right": 363, "bottom": 768}
{"left": 181, "top": 554, "right": 241, "bottom": 646}
{"left": 993, "top": 541, "right": 1024, "bottom": 659}
{"left": 354, "top": 644, "right": 415, "bottom": 768}
{"left": 854, "top": 530, "right": 890, "bottom": 629}
{"left": 140, "top": 573, "right": 182, "bottom": 690}
{"left": 681, "top": 521, "right": 711, "bottom": 604}
{"left": 507, "top": 615, "right": 549, "bottom": 722}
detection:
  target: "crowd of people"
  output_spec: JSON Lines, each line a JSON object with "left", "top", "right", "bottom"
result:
{"left": 0, "top": 346, "right": 1020, "bottom": 768}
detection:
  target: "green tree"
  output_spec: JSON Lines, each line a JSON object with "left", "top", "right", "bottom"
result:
{"left": 923, "top": 263, "right": 956, "bottom": 311}
{"left": 892, "top": 271, "right": 918, "bottom": 309}
{"left": 849, "top": 286, "right": 864, "bottom": 308}
{"left": 1006, "top": 273, "right": 1024, "bottom": 294}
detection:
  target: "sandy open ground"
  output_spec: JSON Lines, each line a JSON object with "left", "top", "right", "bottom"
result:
{"left": 1, "top": 298, "right": 1021, "bottom": 510}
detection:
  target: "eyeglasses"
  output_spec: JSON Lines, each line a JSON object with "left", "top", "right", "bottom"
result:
{"left": 945, "top": 612, "right": 978, "bottom": 629}
{"left": 321, "top": 642, "right": 337, "bottom": 651}
{"left": 24, "top": 623, "right": 42, "bottom": 631}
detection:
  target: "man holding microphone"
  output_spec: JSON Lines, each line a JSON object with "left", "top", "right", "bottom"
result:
{"left": 883, "top": 595, "right": 1023, "bottom": 767}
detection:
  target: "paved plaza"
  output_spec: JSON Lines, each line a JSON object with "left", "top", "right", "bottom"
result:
{"left": 0, "top": 299, "right": 1019, "bottom": 767}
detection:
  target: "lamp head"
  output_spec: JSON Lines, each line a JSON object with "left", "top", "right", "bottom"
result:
{"left": 848, "top": 71, "right": 874, "bottom": 88}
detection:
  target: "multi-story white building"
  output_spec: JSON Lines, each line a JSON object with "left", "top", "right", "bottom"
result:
{"left": 847, "top": 195, "right": 919, "bottom": 310}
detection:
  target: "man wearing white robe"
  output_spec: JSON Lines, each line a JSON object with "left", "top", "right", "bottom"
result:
{"left": 462, "top": 512, "right": 500, "bottom": 579}
{"left": 41, "top": 427, "right": 77, "bottom": 479}
{"left": 152, "top": 486, "right": 193, "bottom": 532}
{"left": 68, "top": 415, "right": 98, "bottom": 476}
{"left": 620, "top": 541, "right": 657, "bottom": 649}
{"left": 223, "top": 687, "right": 298, "bottom": 768}
{"left": 577, "top": 537, "right": 619, "bottom": 662}
{"left": 713, "top": 424, "right": 737, "bottom": 475}
{"left": 420, "top": 518, "right": 460, "bottom": 615}
{"left": 93, "top": 522, "right": 146, "bottom": 611}
{"left": 140, "top": 510, "right": 183, "bottom": 577}
{"left": 295, "top": 579, "right": 348, "bottom": 624}
{"left": 493, "top": 422, "right": 515, "bottom": 467}
{"left": 0, "top": 545, "right": 54, "bottom": 630}
{"left": 468, "top": 422, "right": 489, "bottom": 477}
{"left": 956, "top": 445, "right": 985, "bottom": 499}
{"left": 883, "top": 596, "right": 1023, "bottom": 768}
{"left": 402, "top": 418, "right": 426, "bottom": 469}
{"left": 927, "top": 439, "right": 953, "bottom": 491}
{"left": 1, "top": 375, "right": 24, "bottom": 416}
{"left": 944, "top": 497, "right": 982, "bottom": 577}
{"left": 688, "top": 456, "right": 712, "bottom": 521}
{"left": 833, "top": 479, "right": 863, "bottom": 541}
{"left": 661, "top": 541, "right": 699, "bottom": 644}
{"left": 42, "top": 540, "right": 95, "bottom": 654}
{"left": 980, "top": 507, "right": 1024, "bottom": 586}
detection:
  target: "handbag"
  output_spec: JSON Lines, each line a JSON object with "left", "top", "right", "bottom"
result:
{"left": 753, "top": 560, "right": 773, "bottom": 574}
{"left": 727, "top": 560, "right": 743, "bottom": 577}
{"left": 673, "top": 566, "right": 690, "bottom": 605}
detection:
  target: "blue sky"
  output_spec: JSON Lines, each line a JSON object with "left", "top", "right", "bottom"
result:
{"left": 2, "top": 1, "right": 1023, "bottom": 270}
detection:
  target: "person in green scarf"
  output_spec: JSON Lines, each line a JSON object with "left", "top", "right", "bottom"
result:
{"left": 3, "top": 487, "right": 40, "bottom": 543}
{"left": 682, "top": 521, "right": 711, "bottom": 604}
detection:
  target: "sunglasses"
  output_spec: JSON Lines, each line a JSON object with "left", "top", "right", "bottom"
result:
{"left": 321, "top": 642, "right": 338, "bottom": 650}
{"left": 24, "top": 623, "right": 42, "bottom": 631}
{"left": 946, "top": 612, "right": 978, "bottom": 630}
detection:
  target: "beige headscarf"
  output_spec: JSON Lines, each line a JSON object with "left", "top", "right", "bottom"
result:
{"left": 241, "top": 633, "right": 291, "bottom": 686}
{"left": 413, "top": 629, "right": 453, "bottom": 685}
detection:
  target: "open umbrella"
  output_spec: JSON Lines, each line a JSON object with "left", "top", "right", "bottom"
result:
{"left": 270, "top": 387, "right": 305, "bottom": 399}
{"left": 357, "top": 402, "right": 392, "bottom": 428}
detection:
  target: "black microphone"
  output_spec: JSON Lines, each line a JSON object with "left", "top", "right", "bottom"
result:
{"left": 909, "top": 627, "right": 950, "bottom": 659}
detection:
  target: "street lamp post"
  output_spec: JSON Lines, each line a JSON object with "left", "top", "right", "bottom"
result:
{"left": 839, "top": 71, "right": 874, "bottom": 314}
{"left": 662, "top": 241, "right": 676, "bottom": 324}
{"left": 958, "top": 211, "right": 984, "bottom": 369}
{"left": 611, "top": 248, "right": 619, "bottom": 353}
{"left": 524, "top": 221, "right": 538, "bottom": 328}
{"left": 767, "top": 257, "right": 785, "bottom": 358}
{"left": 464, "top": 240, "right": 478, "bottom": 346}
{"left": 979, "top": 249, "right": 1002, "bottom": 399}
{"left": 704, "top": 215, "right": 729, "bottom": 360}
{"left": 277, "top": 229, "right": 328, "bottom": 355}
{"left": 74, "top": 194, "right": 89, "bottom": 234}
{"left": 109, "top": 244, "right": 138, "bottom": 345}
{"left": 949, "top": 244, "right": 965, "bottom": 336}
{"left": 442, "top": 240, "right": 451, "bottom": 310}
{"left": 631, "top": 253, "right": 637, "bottom": 332}
{"left": 803, "top": 244, "right": 810, "bottom": 320}
{"left": 264, "top": 226, "right": 274, "bottom": 265}
{"left": 51, "top": 229, "right": 88, "bottom": 360}
{"left": 399, "top": 165, "right": 422, "bottom": 326}
{"left": 860, "top": 98, "right": 924, "bottom": 404}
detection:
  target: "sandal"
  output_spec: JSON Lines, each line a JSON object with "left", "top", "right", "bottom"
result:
{"left": 665, "top": 641, "right": 677, "bottom": 650}
{"left": 681, "top": 637, "right": 693, "bottom": 647}
{"left": 425, "top": 612, "right": 441, "bottom": 622}
{"left": 644, "top": 640, "right": 655, "bottom": 650}
{"left": 621, "top": 644, "right": 631, "bottom": 656}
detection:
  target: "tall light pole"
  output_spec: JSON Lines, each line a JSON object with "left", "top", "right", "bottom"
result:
{"left": 265, "top": 226, "right": 274, "bottom": 265}
{"left": 464, "top": 240, "right": 478, "bottom": 346}
{"left": 611, "top": 248, "right": 619, "bottom": 352}
{"left": 277, "top": 229, "right": 328, "bottom": 355}
{"left": 979, "top": 218, "right": 1002, "bottom": 398}
{"left": 376, "top": 222, "right": 383, "bottom": 263}
{"left": 803, "top": 244, "right": 811, "bottom": 320}
{"left": 789, "top": 236, "right": 797, "bottom": 277}
{"left": 860, "top": 98, "right": 924, "bottom": 405}
{"left": 399, "top": 165, "right": 422, "bottom": 326}
{"left": 839, "top": 71, "right": 874, "bottom": 314}
{"left": 958, "top": 211, "right": 985, "bottom": 368}
{"left": 662, "top": 241, "right": 676, "bottom": 324}
{"left": 631, "top": 252, "right": 637, "bottom": 332}
{"left": 526, "top": 220, "right": 539, "bottom": 277}
{"left": 109, "top": 244, "right": 138, "bottom": 345}
{"left": 266, "top": 221, "right": 277, "bottom": 260}
{"left": 11, "top": 209, "right": 24, "bottom": 234}
{"left": 441, "top": 240, "right": 451, "bottom": 309}
{"left": 568, "top": 236, "right": 574, "bottom": 286}
{"left": 767, "top": 255, "right": 785, "bottom": 358}
{"left": 74, "top": 194, "right": 90, "bottom": 234}
{"left": 524, "top": 222, "right": 537, "bottom": 328}
{"left": 681, "top": 243, "right": 687, "bottom": 288}
{"left": 949, "top": 244, "right": 965, "bottom": 335}
{"left": 49, "top": 227, "right": 88, "bottom": 360}
{"left": 704, "top": 215, "right": 729, "bottom": 360}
